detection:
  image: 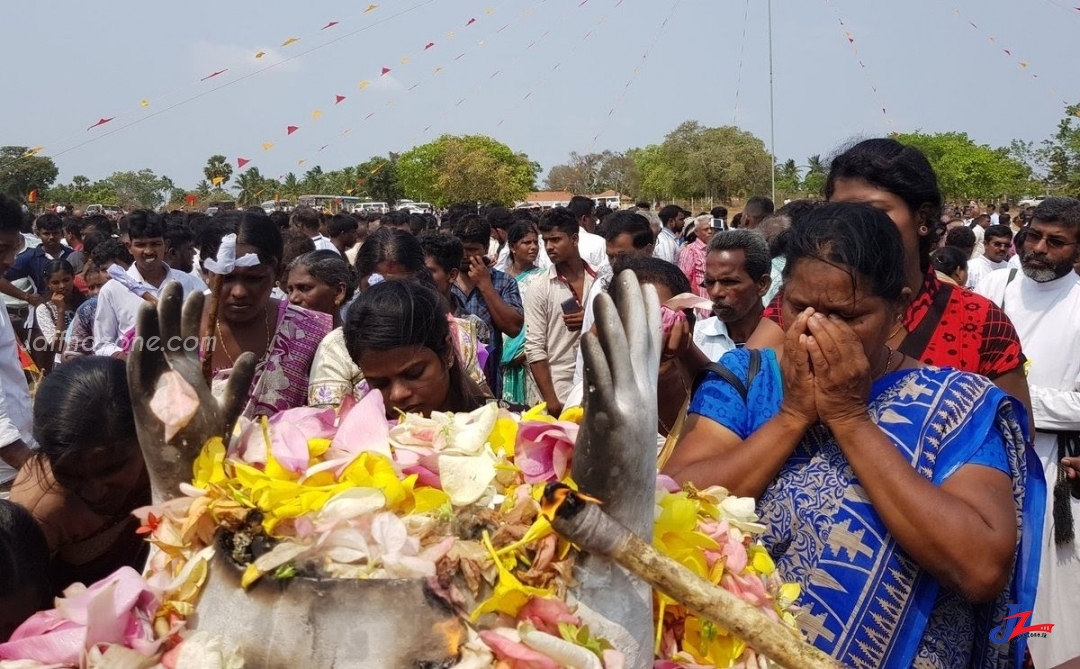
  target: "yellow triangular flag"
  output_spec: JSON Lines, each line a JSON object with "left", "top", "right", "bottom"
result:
{"left": 312, "top": 109, "right": 323, "bottom": 119}
{"left": 212, "top": 176, "right": 225, "bottom": 186}
{"left": 1019, "top": 61, "right": 1028, "bottom": 68}
{"left": 358, "top": 80, "right": 371, "bottom": 90}
{"left": 446, "top": 31, "right": 455, "bottom": 38}
{"left": 400, "top": 56, "right": 410, "bottom": 65}
{"left": 345, "top": 188, "right": 354, "bottom": 195}
{"left": 365, "top": 4, "right": 377, "bottom": 11}
{"left": 297, "top": 159, "right": 306, "bottom": 166}
{"left": 434, "top": 66, "right": 443, "bottom": 74}
{"left": 23, "top": 146, "right": 44, "bottom": 157}
{"left": 140, "top": 99, "right": 150, "bottom": 108}
{"left": 262, "top": 142, "right": 275, "bottom": 151}
{"left": 281, "top": 37, "right": 299, "bottom": 47}
{"left": 486, "top": 7, "right": 494, "bottom": 14}
{"left": 255, "top": 51, "right": 266, "bottom": 59}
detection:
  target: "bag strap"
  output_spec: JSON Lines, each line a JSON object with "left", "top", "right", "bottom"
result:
{"left": 899, "top": 281, "right": 953, "bottom": 361}
{"left": 691, "top": 349, "right": 763, "bottom": 403}
{"left": 999, "top": 267, "right": 1019, "bottom": 311}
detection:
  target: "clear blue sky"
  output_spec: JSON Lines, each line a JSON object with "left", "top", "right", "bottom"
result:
{"left": 3, "top": 0, "right": 1078, "bottom": 186}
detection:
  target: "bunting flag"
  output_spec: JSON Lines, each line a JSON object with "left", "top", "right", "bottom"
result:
{"left": 825, "top": 0, "right": 893, "bottom": 126}
{"left": 466, "top": 18, "right": 477, "bottom": 26}
{"left": 185, "top": 194, "right": 198, "bottom": 206}
{"left": 287, "top": 125, "right": 299, "bottom": 135}
{"left": 322, "top": 21, "right": 339, "bottom": 30}
{"left": 22, "top": 147, "right": 44, "bottom": 157}
{"left": 335, "top": 94, "right": 346, "bottom": 104}
{"left": 211, "top": 176, "right": 225, "bottom": 186}
{"left": 400, "top": 57, "right": 410, "bottom": 65}
{"left": 262, "top": 142, "right": 275, "bottom": 151}
{"left": 732, "top": 0, "right": 750, "bottom": 122}
{"left": 87, "top": 117, "right": 114, "bottom": 130}
{"left": 381, "top": 67, "right": 392, "bottom": 75}
{"left": 365, "top": 4, "right": 377, "bottom": 12}
{"left": 358, "top": 80, "right": 371, "bottom": 90}
{"left": 140, "top": 99, "right": 150, "bottom": 108}
{"left": 237, "top": 157, "right": 251, "bottom": 168}
{"left": 297, "top": 159, "right": 306, "bottom": 166}
{"left": 255, "top": 51, "right": 266, "bottom": 59}
{"left": 319, "top": 144, "right": 330, "bottom": 152}
{"left": 312, "top": 109, "right": 323, "bottom": 119}
{"left": 27, "top": 189, "right": 38, "bottom": 203}
{"left": 281, "top": 37, "right": 300, "bottom": 47}
{"left": 424, "top": 42, "right": 435, "bottom": 50}
{"left": 200, "top": 69, "right": 228, "bottom": 81}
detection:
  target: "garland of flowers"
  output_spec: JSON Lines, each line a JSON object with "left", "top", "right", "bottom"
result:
{"left": 0, "top": 394, "right": 804, "bottom": 669}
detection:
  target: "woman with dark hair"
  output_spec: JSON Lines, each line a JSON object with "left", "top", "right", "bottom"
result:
{"left": 31, "top": 259, "right": 86, "bottom": 371}
{"left": 0, "top": 500, "right": 51, "bottom": 641}
{"left": 501, "top": 221, "right": 543, "bottom": 405}
{"left": 812, "top": 138, "right": 1030, "bottom": 410}
{"left": 308, "top": 228, "right": 488, "bottom": 408}
{"left": 344, "top": 280, "right": 489, "bottom": 418}
{"left": 10, "top": 357, "right": 150, "bottom": 594}
{"left": 931, "top": 245, "right": 969, "bottom": 287}
{"left": 665, "top": 202, "right": 1043, "bottom": 668}
{"left": 285, "top": 250, "right": 354, "bottom": 328}
{"left": 200, "top": 210, "right": 333, "bottom": 418}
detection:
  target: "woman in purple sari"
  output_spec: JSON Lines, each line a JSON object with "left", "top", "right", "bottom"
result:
{"left": 200, "top": 212, "right": 332, "bottom": 418}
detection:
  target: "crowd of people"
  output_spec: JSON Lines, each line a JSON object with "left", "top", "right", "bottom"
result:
{"left": 1, "top": 136, "right": 1079, "bottom": 668}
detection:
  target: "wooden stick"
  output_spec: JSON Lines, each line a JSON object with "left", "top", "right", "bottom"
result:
{"left": 547, "top": 496, "right": 846, "bottom": 669}
{"left": 201, "top": 273, "right": 223, "bottom": 384}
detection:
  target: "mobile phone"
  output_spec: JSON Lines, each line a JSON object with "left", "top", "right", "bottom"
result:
{"left": 560, "top": 297, "right": 582, "bottom": 315}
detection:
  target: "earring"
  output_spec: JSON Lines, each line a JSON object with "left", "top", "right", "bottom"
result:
{"left": 919, "top": 225, "right": 929, "bottom": 234}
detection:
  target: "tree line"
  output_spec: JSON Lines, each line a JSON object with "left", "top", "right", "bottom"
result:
{"left": 3, "top": 103, "right": 1078, "bottom": 210}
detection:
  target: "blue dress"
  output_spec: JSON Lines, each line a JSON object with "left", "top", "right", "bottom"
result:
{"left": 689, "top": 348, "right": 1045, "bottom": 669}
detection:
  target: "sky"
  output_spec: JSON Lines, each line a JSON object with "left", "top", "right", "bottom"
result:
{"left": 3, "top": 0, "right": 1079, "bottom": 189}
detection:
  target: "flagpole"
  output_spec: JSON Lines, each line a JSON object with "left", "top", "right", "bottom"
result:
{"left": 768, "top": 0, "right": 776, "bottom": 204}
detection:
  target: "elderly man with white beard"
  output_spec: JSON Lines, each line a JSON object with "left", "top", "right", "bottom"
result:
{"left": 976, "top": 196, "right": 1080, "bottom": 669}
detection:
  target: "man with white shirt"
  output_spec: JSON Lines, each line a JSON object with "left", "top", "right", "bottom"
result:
{"left": 0, "top": 195, "right": 35, "bottom": 495}
{"left": 566, "top": 196, "right": 610, "bottom": 270}
{"left": 653, "top": 204, "right": 685, "bottom": 264}
{"left": 93, "top": 211, "right": 206, "bottom": 358}
{"left": 967, "top": 224, "right": 1012, "bottom": 289}
{"left": 291, "top": 206, "right": 337, "bottom": 252}
{"left": 693, "top": 230, "right": 772, "bottom": 361}
{"left": 974, "top": 196, "right": 1080, "bottom": 669}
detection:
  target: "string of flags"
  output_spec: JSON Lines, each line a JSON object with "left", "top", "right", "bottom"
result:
{"left": 823, "top": 0, "right": 893, "bottom": 128}
{"left": 949, "top": 4, "right": 1070, "bottom": 107}
{"left": 731, "top": 0, "right": 751, "bottom": 124}
{"left": 587, "top": 0, "right": 682, "bottom": 150}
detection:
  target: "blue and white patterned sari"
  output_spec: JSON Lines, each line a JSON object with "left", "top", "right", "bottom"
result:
{"left": 689, "top": 348, "right": 1045, "bottom": 669}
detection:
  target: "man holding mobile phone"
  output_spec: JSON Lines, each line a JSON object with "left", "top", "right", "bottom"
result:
{"left": 525, "top": 208, "right": 597, "bottom": 417}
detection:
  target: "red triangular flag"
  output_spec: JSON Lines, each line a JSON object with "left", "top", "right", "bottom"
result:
{"left": 201, "top": 68, "right": 228, "bottom": 81}
{"left": 424, "top": 42, "right": 435, "bottom": 50}
{"left": 237, "top": 157, "right": 251, "bottom": 168}
{"left": 380, "top": 67, "right": 391, "bottom": 75}
{"left": 87, "top": 117, "right": 114, "bottom": 130}
{"left": 27, "top": 189, "right": 38, "bottom": 203}
{"left": 322, "top": 21, "right": 339, "bottom": 30}
{"left": 287, "top": 125, "right": 299, "bottom": 135}
{"left": 335, "top": 94, "right": 346, "bottom": 104}
{"left": 466, "top": 18, "right": 476, "bottom": 26}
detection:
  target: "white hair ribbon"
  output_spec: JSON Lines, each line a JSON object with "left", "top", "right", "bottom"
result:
{"left": 203, "top": 233, "right": 261, "bottom": 275}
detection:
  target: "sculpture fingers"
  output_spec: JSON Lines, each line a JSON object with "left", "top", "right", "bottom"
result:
{"left": 180, "top": 288, "right": 205, "bottom": 349}
{"left": 128, "top": 299, "right": 165, "bottom": 395}
{"left": 611, "top": 272, "right": 661, "bottom": 390}
{"left": 592, "top": 293, "right": 634, "bottom": 395}
{"left": 580, "top": 331, "right": 614, "bottom": 415}
{"left": 156, "top": 281, "right": 185, "bottom": 348}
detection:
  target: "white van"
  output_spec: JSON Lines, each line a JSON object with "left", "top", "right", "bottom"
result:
{"left": 355, "top": 202, "right": 388, "bottom": 215}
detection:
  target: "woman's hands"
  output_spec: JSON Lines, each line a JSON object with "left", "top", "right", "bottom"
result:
{"left": 804, "top": 311, "right": 873, "bottom": 428}
{"left": 49, "top": 290, "right": 66, "bottom": 312}
{"left": 778, "top": 309, "right": 874, "bottom": 430}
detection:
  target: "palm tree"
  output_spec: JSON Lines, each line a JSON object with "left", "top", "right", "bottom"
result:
{"left": 233, "top": 168, "right": 268, "bottom": 206}
{"left": 281, "top": 173, "right": 301, "bottom": 201}
{"left": 203, "top": 155, "right": 233, "bottom": 191}
{"left": 802, "top": 154, "right": 827, "bottom": 196}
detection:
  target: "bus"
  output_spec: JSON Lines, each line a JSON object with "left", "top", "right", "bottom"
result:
{"left": 296, "top": 195, "right": 360, "bottom": 213}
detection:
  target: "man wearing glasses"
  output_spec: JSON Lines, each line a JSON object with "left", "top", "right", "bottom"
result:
{"left": 975, "top": 196, "right": 1080, "bottom": 669}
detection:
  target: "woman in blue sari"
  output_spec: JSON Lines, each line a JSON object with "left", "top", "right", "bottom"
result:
{"left": 663, "top": 202, "right": 1044, "bottom": 669}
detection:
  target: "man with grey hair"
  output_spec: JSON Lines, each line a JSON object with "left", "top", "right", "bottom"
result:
{"left": 692, "top": 229, "right": 774, "bottom": 361}
{"left": 974, "top": 196, "right": 1080, "bottom": 669}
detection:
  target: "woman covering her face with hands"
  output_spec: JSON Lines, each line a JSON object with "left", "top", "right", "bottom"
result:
{"left": 664, "top": 202, "right": 1043, "bottom": 669}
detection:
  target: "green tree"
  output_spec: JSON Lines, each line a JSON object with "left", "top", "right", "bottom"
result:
{"left": 397, "top": 134, "right": 538, "bottom": 206}
{"left": 895, "top": 131, "right": 1033, "bottom": 201}
{"left": 233, "top": 167, "right": 274, "bottom": 206}
{"left": 627, "top": 144, "right": 676, "bottom": 200}
{"left": 280, "top": 173, "right": 301, "bottom": 201}
{"left": 544, "top": 150, "right": 639, "bottom": 195}
{"left": 357, "top": 154, "right": 404, "bottom": 204}
{"left": 195, "top": 180, "right": 212, "bottom": 197}
{"left": 301, "top": 166, "right": 326, "bottom": 194}
{"left": 1039, "top": 104, "right": 1080, "bottom": 196}
{"left": 203, "top": 155, "right": 233, "bottom": 191}
{"left": 101, "top": 169, "right": 177, "bottom": 210}
{"left": 801, "top": 154, "right": 827, "bottom": 196}
{"left": 774, "top": 159, "right": 801, "bottom": 197}
{"left": 0, "top": 146, "right": 59, "bottom": 202}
